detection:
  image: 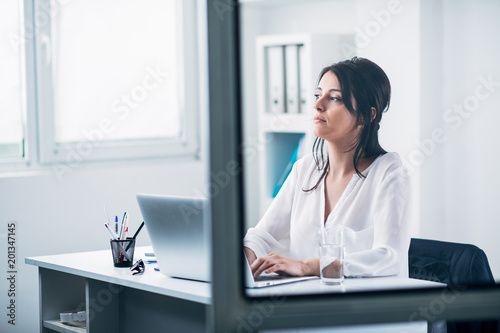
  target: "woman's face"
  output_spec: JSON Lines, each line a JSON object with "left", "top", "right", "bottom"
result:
{"left": 313, "top": 71, "right": 360, "bottom": 145}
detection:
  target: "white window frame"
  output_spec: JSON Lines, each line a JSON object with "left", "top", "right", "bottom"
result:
{"left": 34, "top": 0, "right": 199, "bottom": 165}
{"left": 0, "top": 0, "right": 30, "bottom": 169}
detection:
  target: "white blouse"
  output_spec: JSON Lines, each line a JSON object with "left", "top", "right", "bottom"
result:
{"left": 243, "top": 152, "right": 412, "bottom": 278}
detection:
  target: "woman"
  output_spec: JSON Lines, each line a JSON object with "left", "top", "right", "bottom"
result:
{"left": 244, "top": 57, "right": 412, "bottom": 279}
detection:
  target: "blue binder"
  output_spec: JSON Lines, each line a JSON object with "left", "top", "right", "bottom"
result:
{"left": 272, "top": 142, "right": 300, "bottom": 197}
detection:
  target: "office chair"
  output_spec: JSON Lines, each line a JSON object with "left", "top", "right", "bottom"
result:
{"left": 408, "top": 238, "right": 499, "bottom": 333}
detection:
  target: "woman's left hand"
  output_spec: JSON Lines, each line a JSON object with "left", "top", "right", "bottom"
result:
{"left": 250, "top": 253, "right": 319, "bottom": 278}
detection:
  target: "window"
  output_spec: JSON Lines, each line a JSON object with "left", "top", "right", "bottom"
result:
{"left": 26, "top": 0, "right": 198, "bottom": 166}
{"left": 50, "top": 0, "right": 180, "bottom": 144}
{"left": 37, "top": 0, "right": 198, "bottom": 165}
{"left": 0, "top": 1, "right": 25, "bottom": 160}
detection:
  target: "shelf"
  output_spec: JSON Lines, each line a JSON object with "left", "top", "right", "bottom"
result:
{"left": 259, "top": 113, "right": 312, "bottom": 133}
{"left": 43, "top": 319, "right": 86, "bottom": 333}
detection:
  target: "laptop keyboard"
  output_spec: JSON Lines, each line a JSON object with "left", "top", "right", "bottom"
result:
{"left": 255, "top": 274, "right": 291, "bottom": 282}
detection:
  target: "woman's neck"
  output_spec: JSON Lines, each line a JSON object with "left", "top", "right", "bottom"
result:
{"left": 326, "top": 141, "right": 375, "bottom": 179}
{"left": 326, "top": 142, "right": 357, "bottom": 179}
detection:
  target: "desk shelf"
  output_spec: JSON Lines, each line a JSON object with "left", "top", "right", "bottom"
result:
{"left": 38, "top": 268, "right": 86, "bottom": 333}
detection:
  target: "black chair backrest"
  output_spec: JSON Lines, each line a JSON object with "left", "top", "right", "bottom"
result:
{"left": 409, "top": 238, "right": 498, "bottom": 333}
{"left": 409, "top": 238, "right": 494, "bottom": 286}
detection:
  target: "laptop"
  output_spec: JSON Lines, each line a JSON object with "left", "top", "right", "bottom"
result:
{"left": 137, "top": 193, "right": 318, "bottom": 287}
{"left": 137, "top": 193, "right": 211, "bottom": 282}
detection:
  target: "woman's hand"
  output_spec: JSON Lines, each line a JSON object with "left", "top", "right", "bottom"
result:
{"left": 250, "top": 253, "right": 319, "bottom": 278}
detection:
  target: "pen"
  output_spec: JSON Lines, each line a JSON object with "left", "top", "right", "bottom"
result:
{"left": 119, "top": 212, "right": 126, "bottom": 240}
{"left": 115, "top": 216, "right": 118, "bottom": 235}
{"left": 104, "top": 223, "right": 118, "bottom": 239}
{"left": 131, "top": 221, "right": 145, "bottom": 240}
{"left": 120, "top": 213, "right": 128, "bottom": 240}
{"left": 105, "top": 223, "right": 132, "bottom": 262}
{"left": 125, "top": 221, "right": 145, "bottom": 251}
{"left": 104, "top": 205, "right": 111, "bottom": 224}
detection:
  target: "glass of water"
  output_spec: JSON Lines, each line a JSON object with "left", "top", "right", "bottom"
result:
{"left": 319, "top": 226, "right": 345, "bottom": 285}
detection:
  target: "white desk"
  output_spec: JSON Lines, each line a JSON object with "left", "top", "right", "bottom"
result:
{"left": 26, "top": 246, "right": 209, "bottom": 333}
{"left": 247, "top": 275, "right": 443, "bottom": 297}
{"left": 26, "top": 247, "right": 444, "bottom": 333}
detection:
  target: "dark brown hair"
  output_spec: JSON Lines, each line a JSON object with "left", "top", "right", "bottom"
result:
{"left": 305, "top": 57, "right": 390, "bottom": 191}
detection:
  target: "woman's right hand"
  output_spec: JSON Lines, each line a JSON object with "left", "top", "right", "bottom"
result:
{"left": 249, "top": 253, "right": 319, "bottom": 277}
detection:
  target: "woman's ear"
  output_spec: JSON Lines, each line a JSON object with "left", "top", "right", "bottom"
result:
{"left": 370, "top": 107, "right": 377, "bottom": 122}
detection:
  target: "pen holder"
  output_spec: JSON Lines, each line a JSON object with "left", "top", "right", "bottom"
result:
{"left": 110, "top": 238, "right": 135, "bottom": 267}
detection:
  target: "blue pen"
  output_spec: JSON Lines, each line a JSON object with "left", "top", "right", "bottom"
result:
{"left": 118, "top": 213, "right": 125, "bottom": 238}
{"left": 119, "top": 212, "right": 128, "bottom": 240}
{"left": 115, "top": 216, "right": 119, "bottom": 235}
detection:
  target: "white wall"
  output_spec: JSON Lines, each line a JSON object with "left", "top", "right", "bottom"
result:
{"left": 440, "top": 0, "right": 500, "bottom": 277}
{"left": 411, "top": 0, "right": 500, "bottom": 279}
{"left": 0, "top": 158, "right": 207, "bottom": 332}
{"left": 354, "top": 0, "right": 422, "bottom": 238}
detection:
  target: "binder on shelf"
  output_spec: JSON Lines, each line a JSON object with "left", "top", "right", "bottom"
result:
{"left": 266, "top": 46, "right": 285, "bottom": 113}
{"left": 285, "top": 44, "right": 299, "bottom": 114}
{"left": 272, "top": 136, "right": 305, "bottom": 197}
{"left": 298, "top": 44, "right": 308, "bottom": 114}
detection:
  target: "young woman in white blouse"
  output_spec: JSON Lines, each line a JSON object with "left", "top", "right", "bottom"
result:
{"left": 244, "top": 57, "right": 412, "bottom": 279}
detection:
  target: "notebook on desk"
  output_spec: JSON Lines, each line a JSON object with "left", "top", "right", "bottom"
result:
{"left": 137, "top": 193, "right": 318, "bottom": 287}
